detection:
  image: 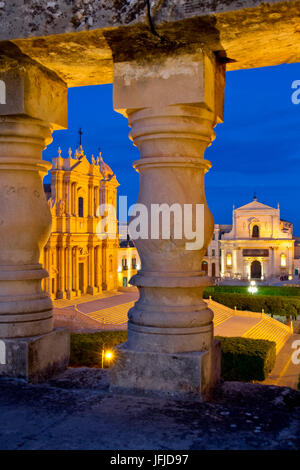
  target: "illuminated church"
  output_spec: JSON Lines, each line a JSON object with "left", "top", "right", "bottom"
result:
{"left": 203, "top": 196, "right": 298, "bottom": 281}
{"left": 41, "top": 145, "right": 119, "bottom": 300}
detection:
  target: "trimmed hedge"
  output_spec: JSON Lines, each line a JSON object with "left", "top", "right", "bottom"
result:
{"left": 205, "top": 291, "right": 299, "bottom": 319}
{"left": 216, "top": 336, "right": 276, "bottom": 382}
{"left": 70, "top": 331, "right": 276, "bottom": 382}
{"left": 204, "top": 286, "right": 300, "bottom": 297}
{"left": 70, "top": 331, "right": 127, "bottom": 367}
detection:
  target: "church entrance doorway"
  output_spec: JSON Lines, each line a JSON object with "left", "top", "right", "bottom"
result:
{"left": 202, "top": 261, "right": 208, "bottom": 274}
{"left": 212, "top": 263, "right": 216, "bottom": 277}
{"left": 251, "top": 260, "right": 261, "bottom": 279}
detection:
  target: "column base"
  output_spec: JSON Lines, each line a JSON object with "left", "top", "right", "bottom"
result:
{"left": 66, "top": 290, "right": 80, "bottom": 300}
{"left": 56, "top": 290, "right": 67, "bottom": 299}
{"left": 0, "top": 328, "right": 70, "bottom": 383}
{"left": 109, "top": 340, "right": 221, "bottom": 400}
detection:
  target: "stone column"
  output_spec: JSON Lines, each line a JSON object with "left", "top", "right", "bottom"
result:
{"left": 110, "top": 51, "right": 224, "bottom": 398}
{"left": 220, "top": 248, "right": 225, "bottom": 277}
{"left": 88, "top": 183, "right": 93, "bottom": 217}
{"left": 87, "top": 244, "right": 95, "bottom": 295}
{"left": 71, "top": 183, "right": 75, "bottom": 215}
{"left": 273, "top": 247, "right": 278, "bottom": 278}
{"left": 48, "top": 247, "right": 52, "bottom": 297}
{"left": 57, "top": 245, "right": 66, "bottom": 299}
{"left": 232, "top": 248, "right": 237, "bottom": 277}
{"left": 0, "top": 52, "right": 69, "bottom": 381}
{"left": 74, "top": 247, "right": 79, "bottom": 294}
{"left": 66, "top": 179, "right": 71, "bottom": 217}
{"left": 287, "top": 246, "right": 293, "bottom": 278}
{"left": 95, "top": 245, "right": 102, "bottom": 292}
{"left": 66, "top": 246, "right": 72, "bottom": 299}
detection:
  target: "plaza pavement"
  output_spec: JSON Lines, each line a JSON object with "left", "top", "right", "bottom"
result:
{"left": 54, "top": 290, "right": 300, "bottom": 390}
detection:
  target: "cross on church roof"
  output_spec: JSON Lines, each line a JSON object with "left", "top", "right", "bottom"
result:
{"left": 78, "top": 128, "right": 83, "bottom": 146}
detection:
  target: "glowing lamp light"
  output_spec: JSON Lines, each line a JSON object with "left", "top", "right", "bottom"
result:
{"left": 105, "top": 351, "right": 113, "bottom": 361}
{"left": 226, "top": 253, "right": 232, "bottom": 267}
{"left": 101, "top": 349, "right": 114, "bottom": 368}
{"left": 248, "top": 280, "right": 258, "bottom": 294}
{"left": 280, "top": 254, "right": 287, "bottom": 267}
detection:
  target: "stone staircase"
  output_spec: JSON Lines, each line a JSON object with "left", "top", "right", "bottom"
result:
{"left": 86, "top": 301, "right": 134, "bottom": 326}
{"left": 243, "top": 315, "right": 291, "bottom": 354}
{"left": 209, "top": 300, "right": 234, "bottom": 326}
{"left": 82, "top": 297, "right": 292, "bottom": 355}
{"left": 207, "top": 298, "right": 292, "bottom": 354}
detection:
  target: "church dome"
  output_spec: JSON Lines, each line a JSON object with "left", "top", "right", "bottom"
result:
{"left": 98, "top": 152, "right": 113, "bottom": 179}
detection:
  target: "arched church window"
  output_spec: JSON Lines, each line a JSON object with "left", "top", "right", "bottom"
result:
{"left": 252, "top": 225, "right": 259, "bottom": 238}
{"left": 78, "top": 197, "right": 84, "bottom": 217}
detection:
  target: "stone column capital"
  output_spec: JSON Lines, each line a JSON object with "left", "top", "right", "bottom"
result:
{"left": 113, "top": 50, "right": 224, "bottom": 123}
{"left": 0, "top": 52, "right": 67, "bottom": 130}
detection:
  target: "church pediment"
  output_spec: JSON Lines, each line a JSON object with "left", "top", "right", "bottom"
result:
{"left": 235, "top": 198, "right": 276, "bottom": 212}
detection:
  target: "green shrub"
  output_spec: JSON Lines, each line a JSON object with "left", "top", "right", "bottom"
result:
{"left": 70, "top": 332, "right": 276, "bottom": 383}
{"left": 70, "top": 331, "right": 127, "bottom": 367}
{"left": 204, "top": 286, "right": 300, "bottom": 297}
{"left": 216, "top": 336, "right": 276, "bottom": 382}
{"left": 206, "top": 292, "right": 299, "bottom": 319}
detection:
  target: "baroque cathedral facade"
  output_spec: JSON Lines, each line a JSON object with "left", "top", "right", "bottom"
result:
{"left": 41, "top": 145, "right": 119, "bottom": 300}
{"left": 203, "top": 197, "right": 300, "bottom": 281}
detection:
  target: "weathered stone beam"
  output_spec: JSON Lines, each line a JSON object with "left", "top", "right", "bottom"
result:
{"left": 0, "top": 1, "right": 299, "bottom": 87}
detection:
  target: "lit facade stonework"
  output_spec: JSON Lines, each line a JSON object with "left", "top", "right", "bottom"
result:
{"left": 204, "top": 197, "right": 297, "bottom": 281}
{"left": 118, "top": 238, "right": 141, "bottom": 288}
{"left": 41, "top": 146, "right": 119, "bottom": 300}
{"left": 202, "top": 224, "right": 231, "bottom": 278}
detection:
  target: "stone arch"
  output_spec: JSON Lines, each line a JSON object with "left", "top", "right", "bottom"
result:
{"left": 249, "top": 218, "right": 261, "bottom": 238}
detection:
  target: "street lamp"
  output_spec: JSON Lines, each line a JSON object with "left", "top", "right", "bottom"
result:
{"left": 248, "top": 280, "right": 258, "bottom": 294}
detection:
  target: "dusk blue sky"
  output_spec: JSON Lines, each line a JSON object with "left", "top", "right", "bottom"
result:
{"left": 43, "top": 62, "right": 300, "bottom": 233}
